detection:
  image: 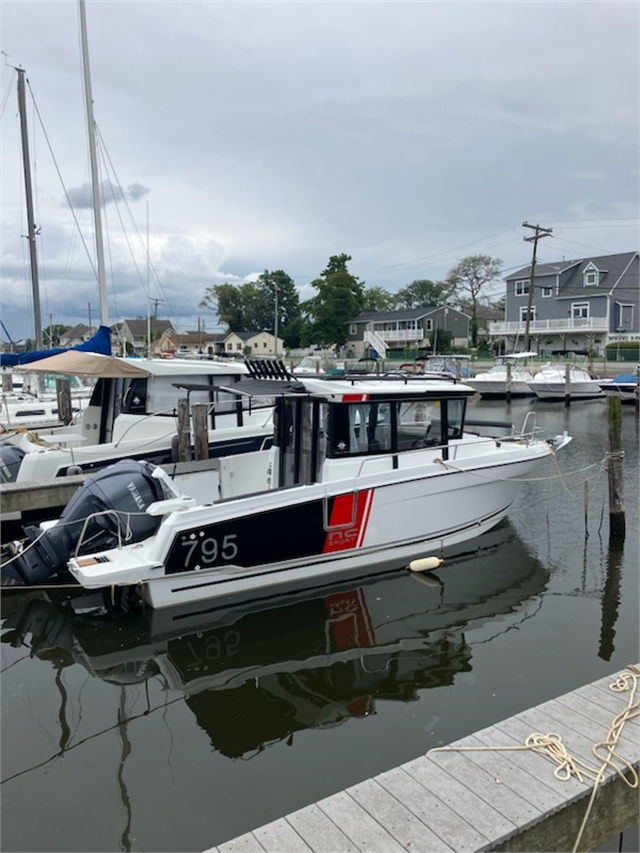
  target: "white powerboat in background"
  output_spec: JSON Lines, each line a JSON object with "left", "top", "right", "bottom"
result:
{"left": 0, "top": 353, "right": 276, "bottom": 526}
{"left": 527, "top": 351, "right": 604, "bottom": 400}
{"left": 1, "top": 371, "right": 94, "bottom": 430}
{"left": 466, "top": 353, "right": 537, "bottom": 398}
{"left": 2, "top": 375, "right": 571, "bottom": 608}
{"left": 598, "top": 370, "right": 639, "bottom": 402}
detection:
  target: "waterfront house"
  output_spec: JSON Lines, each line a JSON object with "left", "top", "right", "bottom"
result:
{"left": 118, "top": 318, "right": 174, "bottom": 356}
{"left": 345, "top": 306, "right": 470, "bottom": 358}
{"left": 58, "top": 323, "right": 95, "bottom": 348}
{"left": 489, "top": 251, "right": 639, "bottom": 355}
{"left": 223, "top": 330, "right": 284, "bottom": 358}
{"left": 158, "top": 329, "right": 226, "bottom": 358}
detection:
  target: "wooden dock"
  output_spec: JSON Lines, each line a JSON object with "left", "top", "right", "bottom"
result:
{"left": 0, "top": 474, "right": 86, "bottom": 514}
{"left": 205, "top": 665, "right": 640, "bottom": 853}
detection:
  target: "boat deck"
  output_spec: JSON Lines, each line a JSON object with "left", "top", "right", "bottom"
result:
{"left": 205, "top": 665, "right": 640, "bottom": 853}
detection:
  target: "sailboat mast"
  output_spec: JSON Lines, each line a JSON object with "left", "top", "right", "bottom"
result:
{"left": 16, "top": 68, "right": 43, "bottom": 350}
{"left": 78, "top": 0, "right": 109, "bottom": 327}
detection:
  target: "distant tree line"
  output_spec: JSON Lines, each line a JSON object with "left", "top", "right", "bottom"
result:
{"left": 199, "top": 253, "right": 504, "bottom": 350}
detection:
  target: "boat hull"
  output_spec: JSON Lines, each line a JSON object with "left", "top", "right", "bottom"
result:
{"left": 465, "top": 380, "right": 534, "bottom": 398}
{"left": 69, "top": 444, "right": 548, "bottom": 609}
{"left": 528, "top": 381, "right": 604, "bottom": 400}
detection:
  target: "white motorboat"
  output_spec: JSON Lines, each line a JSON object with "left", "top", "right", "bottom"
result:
{"left": 0, "top": 371, "right": 94, "bottom": 430}
{"left": 0, "top": 355, "right": 276, "bottom": 525}
{"left": 598, "top": 370, "right": 639, "bottom": 402}
{"left": 527, "top": 354, "right": 604, "bottom": 401}
{"left": 2, "top": 375, "right": 571, "bottom": 608}
{"left": 466, "top": 353, "right": 537, "bottom": 398}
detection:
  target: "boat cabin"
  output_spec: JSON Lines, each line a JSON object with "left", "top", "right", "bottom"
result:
{"left": 271, "top": 379, "right": 475, "bottom": 488}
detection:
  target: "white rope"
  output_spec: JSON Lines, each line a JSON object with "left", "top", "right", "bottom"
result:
{"left": 426, "top": 665, "right": 640, "bottom": 852}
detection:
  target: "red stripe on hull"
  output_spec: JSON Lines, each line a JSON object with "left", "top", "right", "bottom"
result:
{"left": 323, "top": 489, "right": 374, "bottom": 553}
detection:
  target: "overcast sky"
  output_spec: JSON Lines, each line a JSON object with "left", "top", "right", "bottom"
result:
{"left": 1, "top": 0, "right": 638, "bottom": 342}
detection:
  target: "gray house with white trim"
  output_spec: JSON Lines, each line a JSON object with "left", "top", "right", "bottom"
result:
{"left": 345, "top": 306, "right": 470, "bottom": 358}
{"left": 489, "top": 251, "right": 639, "bottom": 355}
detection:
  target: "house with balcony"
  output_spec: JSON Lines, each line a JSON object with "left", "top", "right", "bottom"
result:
{"left": 489, "top": 251, "right": 639, "bottom": 355}
{"left": 345, "top": 306, "right": 470, "bottom": 358}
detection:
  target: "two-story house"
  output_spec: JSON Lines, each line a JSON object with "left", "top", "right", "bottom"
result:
{"left": 223, "top": 330, "right": 284, "bottom": 358}
{"left": 490, "top": 251, "right": 639, "bottom": 355}
{"left": 345, "top": 306, "right": 470, "bottom": 358}
{"left": 158, "top": 329, "right": 226, "bottom": 358}
{"left": 117, "top": 319, "right": 174, "bottom": 356}
{"left": 58, "top": 323, "right": 95, "bottom": 348}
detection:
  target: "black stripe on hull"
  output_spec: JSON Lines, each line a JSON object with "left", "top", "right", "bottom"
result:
{"left": 163, "top": 497, "right": 510, "bottom": 588}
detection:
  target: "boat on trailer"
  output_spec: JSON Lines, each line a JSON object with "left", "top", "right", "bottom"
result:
{"left": 2, "top": 375, "right": 571, "bottom": 608}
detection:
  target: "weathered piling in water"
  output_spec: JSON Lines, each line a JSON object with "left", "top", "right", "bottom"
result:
{"left": 55, "top": 378, "right": 73, "bottom": 425}
{"left": 606, "top": 395, "right": 625, "bottom": 537}
{"left": 177, "top": 398, "right": 191, "bottom": 462}
{"left": 505, "top": 361, "right": 512, "bottom": 404}
{"left": 564, "top": 362, "right": 571, "bottom": 408}
{"left": 192, "top": 403, "right": 209, "bottom": 461}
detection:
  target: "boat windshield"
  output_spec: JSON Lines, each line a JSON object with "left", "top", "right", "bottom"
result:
{"left": 328, "top": 396, "right": 465, "bottom": 456}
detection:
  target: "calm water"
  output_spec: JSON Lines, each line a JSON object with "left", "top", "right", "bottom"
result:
{"left": 1, "top": 397, "right": 638, "bottom": 853}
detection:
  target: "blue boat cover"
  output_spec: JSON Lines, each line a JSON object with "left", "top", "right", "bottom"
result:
{"left": 0, "top": 325, "right": 112, "bottom": 367}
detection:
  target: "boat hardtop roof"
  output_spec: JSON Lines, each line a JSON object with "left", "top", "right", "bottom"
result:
{"left": 177, "top": 374, "right": 477, "bottom": 402}
{"left": 126, "top": 358, "right": 248, "bottom": 377}
{"left": 298, "top": 376, "right": 476, "bottom": 399}
{"left": 498, "top": 351, "right": 537, "bottom": 360}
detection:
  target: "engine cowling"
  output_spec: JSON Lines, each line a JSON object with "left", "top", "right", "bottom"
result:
{"left": 3, "top": 459, "right": 166, "bottom": 585}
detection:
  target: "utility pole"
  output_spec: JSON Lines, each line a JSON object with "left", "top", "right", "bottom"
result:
{"left": 150, "top": 298, "right": 163, "bottom": 318}
{"left": 522, "top": 222, "right": 553, "bottom": 352}
{"left": 274, "top": 281, "right": 279, "bottom": 359}
{"left": 85, "top": 302, "right": 96, "bottom": 332}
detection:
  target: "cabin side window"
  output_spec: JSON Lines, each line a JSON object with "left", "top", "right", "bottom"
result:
{"left": 327, "top": 395, "right": 468, "bottom": 457}
{"left": 445, "top": 399, "right": 464, "bottom": 439}
{"left": 121, "top": 378, "right": 148, "bottom": 414}
{"left": 329, "top": 402, "right": 393, "bottom": 455}
{"left": 396, "top": 400, "right": 441, "bottom": 449}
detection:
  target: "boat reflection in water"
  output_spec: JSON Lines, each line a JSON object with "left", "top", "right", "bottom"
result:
{"left": 2, "top": 521, "right": 549, "bottom": 759}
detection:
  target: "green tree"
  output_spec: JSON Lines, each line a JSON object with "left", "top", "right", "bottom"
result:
{"left": 446, "top": 255, "right": 503, "bottom": 348}
{"left": 253, "top": 270, "right": 301, "bottom": 344}
{"left": 200, "top": 283, "right": 247, "bottom": 331}
{"left": 42, "top": 324, "right": 71, "bottom": 348}
{"left": 362, "top": 286, "right": 397, "bottom": 312}
{"left": 395, "top": 279, "right": 452, "bottom": 309}
{"left": 302, "top": 254, "right": 365, "bottom": 347}
{"left": 200, "top": 271, "right": 302, "bottom": 343}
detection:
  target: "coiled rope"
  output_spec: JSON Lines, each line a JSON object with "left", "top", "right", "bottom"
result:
{"left": 427, "top": 664, "right": 639, "bottom": 853}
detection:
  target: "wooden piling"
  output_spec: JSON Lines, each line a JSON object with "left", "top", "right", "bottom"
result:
{"left": 192, "top": 403, "right": 209, "bottom": 461}
{"left": 55, "top": 378, "right": 73, "bottom": 425}
{"left": 177, "top": 399, "right": 191, "bottom": 462}
{"left": 606, "top": 396, "right": 625, "bottom": 537}
{"left": 505, "top": 361, "right": 512, "bottom": 404}
{"left": 564, "top": 362, "right": 571, "bottom": 408}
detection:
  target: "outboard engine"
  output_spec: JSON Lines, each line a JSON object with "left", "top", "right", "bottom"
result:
{"left": 0, "top": 441, "right": 26, "bottom": 483}
{"left": 3, "top": 460, "right": 166, "bottom": 586}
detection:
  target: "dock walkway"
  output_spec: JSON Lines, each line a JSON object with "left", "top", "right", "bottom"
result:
{"left": 205, "top": 665, "right": 639, "bottom": 853}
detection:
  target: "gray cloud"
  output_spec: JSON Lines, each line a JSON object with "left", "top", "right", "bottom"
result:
{"left": 1, "top": 0, "right": 637, "bottom": 341}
